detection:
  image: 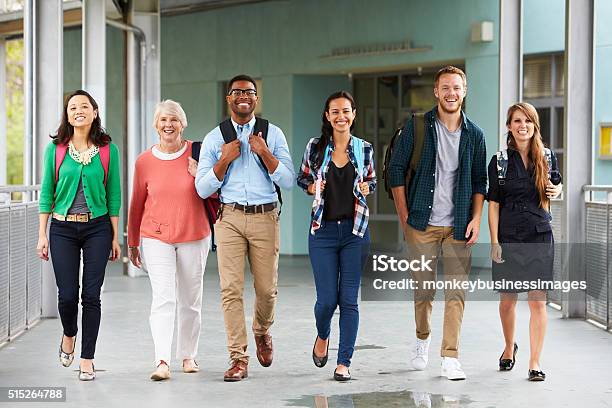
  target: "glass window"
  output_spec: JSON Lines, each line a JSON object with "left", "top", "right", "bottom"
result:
{"left": 401, "top": 74, "right": 436, "bottom": 115}
{"left": 536, "top": 107, "right": 551, "bottom": 147}
{"left": 353, "top": 78, "right": 375, "bottom": 141}
{"left": 524, "top": 56, "right": 552, "bottom": 98}
{"left": 554, "top": 54, "right": 565, "bottom": 97}
{"left": 376, "top": 76, "right": 399, "bottom": 215}
{"left": 524, "top": 53, "right": 565, "bottom": 174}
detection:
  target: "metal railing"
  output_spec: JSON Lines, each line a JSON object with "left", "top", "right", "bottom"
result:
{"left": 583, "top": 185, "right": 612, "bottom": 330}
{"left": 548, "top": 198, "right": 564, "bottom": 307}
{"left": 0, "top": 185, "right": 42, "bottom": 345}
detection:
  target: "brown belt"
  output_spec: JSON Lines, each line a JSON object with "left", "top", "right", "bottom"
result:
{"left": 53, "top": 212, "right": 92, "bottom": 222}
{"left": 224, "top": 202, "right": 277, "bottom": 214}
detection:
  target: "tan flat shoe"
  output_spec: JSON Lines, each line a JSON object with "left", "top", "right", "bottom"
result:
{"left": 150, "top": 361, "right": 170, "bottom": 381}
{"left": 78, "top": 363, "right": 95, "bottom": 381}
{"left": 182, "top": 359, "right": 199, "bottom": 373}
{"left": 59, "top": 335, "right": 75, "bottom": 367}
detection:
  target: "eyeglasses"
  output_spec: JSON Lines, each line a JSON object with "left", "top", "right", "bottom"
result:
{"left": 228, "top": 88, "right": 257, "bottom": 97}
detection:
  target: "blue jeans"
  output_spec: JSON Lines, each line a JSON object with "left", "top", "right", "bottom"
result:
{"left": 308, "top": 219, "right": 370, "bottom": 367}
{"left": 49, "top": 214, "right": 112, "bottom": 359}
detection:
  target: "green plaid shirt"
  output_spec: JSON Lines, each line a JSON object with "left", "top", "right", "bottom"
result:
{"left": 388, "top": 107, "right": 487, "bottom": 241}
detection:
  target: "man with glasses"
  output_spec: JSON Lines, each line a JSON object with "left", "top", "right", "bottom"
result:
{"left": 195, "top": 74, "right": 295, "bottom": 381}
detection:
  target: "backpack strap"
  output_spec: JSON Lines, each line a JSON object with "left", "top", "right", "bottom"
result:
{"left": 253, "top": 117, "right": 269, "bottom": 142}
{"left": 253, "top": 117, "right": 282, "bottom": 213}
{"left": 219, "top": 119, "right": 237, "bottom": 143}
{"left": 55, "top": 143, "right": 110, "bottom": 186}
{"left": 543, "top": 147, "right": 552, "bottom": 178}
{"left": 99, "top": 144, "right": 110, "bottom": 186}
{"left": 408, "top": 113, "right": 426, "bottom": 184}
{"left": 218, "top": 117, "right": 283, "bottom": 213}
{"left": 351, "top": 136, "right": 365, "bottom": 182}
{"left": 495, "top": 149, "right": 509, "bottom": 185}
{"left": 55, "top": 143, "right": 68, "bottom": 183}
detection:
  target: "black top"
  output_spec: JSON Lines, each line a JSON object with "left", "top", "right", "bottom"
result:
{"left": 324, "top": 161, "right": 355, "bottom": 221}
{"left": 487, "top": 148, "right": 562, "bottom": 222}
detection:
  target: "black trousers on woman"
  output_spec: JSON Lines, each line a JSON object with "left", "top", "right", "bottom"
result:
{"left": 49, "top": 214, "right": 112, "bottom": 359}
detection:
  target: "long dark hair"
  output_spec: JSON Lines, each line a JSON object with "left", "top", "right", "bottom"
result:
{"left": 506, "top": 102, "right": 549, "bottom": 209}
{"left": 315, "top": 90, "right": 356, "bottom": 170}
{"left": 51, "top": 90, "right": 111, "bottom": 146}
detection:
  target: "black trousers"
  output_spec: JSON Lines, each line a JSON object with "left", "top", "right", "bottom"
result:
{"left": 49, "top": 214, "right": 112, "bottom": 359}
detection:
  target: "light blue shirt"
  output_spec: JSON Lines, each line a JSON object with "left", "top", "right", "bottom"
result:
{"left": 195, "top": 116, "right": 295, "bottom": 204}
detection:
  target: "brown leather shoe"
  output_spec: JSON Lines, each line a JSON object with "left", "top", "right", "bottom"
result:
{"left": 223, "top": 360, "right": 248, "bottom": 382}
{"left": 254, "top": 334, "right": 273, "bottom": 367}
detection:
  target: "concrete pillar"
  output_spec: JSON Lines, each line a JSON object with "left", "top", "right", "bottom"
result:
{"left": 25, "top": 0, "right": 63, "bottom": 317}
{"left": 562, "top": 0, "right": 595, "bottom": 318}
{"left": 82, "top": 0, "right": 106, "bottom": 124}
{"left": 126, "top": 0, "right": 159, "bottom": 277}
{"left": 498, "top": 0, "right": 523, "bottom": 147}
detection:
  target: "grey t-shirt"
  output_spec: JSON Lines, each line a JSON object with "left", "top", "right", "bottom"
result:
{"left": 68, "top": 176, "right": 91, "bottom": 214}
{"left": 429, "top": 117, "right": 461, "bottom": 227}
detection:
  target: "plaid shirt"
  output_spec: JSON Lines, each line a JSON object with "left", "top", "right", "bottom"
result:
{"left": 388, "top": 107, "right": 487, "bottom": 241}
{"left": 297, "top": 136, "right": 376, "bottom": 237}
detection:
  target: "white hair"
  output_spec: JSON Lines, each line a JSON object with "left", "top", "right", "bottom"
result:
{"left": 153, "top": 99, "right": 188, "bottom": 129}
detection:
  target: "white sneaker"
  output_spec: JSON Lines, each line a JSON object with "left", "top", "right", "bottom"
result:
{"left": 411, "top": 337, "right": 431, "bottom": 370}
{"left": 441, "top": 357, "right": 466, "bottom": 380}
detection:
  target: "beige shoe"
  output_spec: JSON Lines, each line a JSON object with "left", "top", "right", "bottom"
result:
{"left": 78, "top": 363, "right": 96, "bottom": 381}
{"left": 150, "top": 361, "right": 170, "bottom": 381}
{"left": 182, "top": 359, "right": 199, "bottom": 373}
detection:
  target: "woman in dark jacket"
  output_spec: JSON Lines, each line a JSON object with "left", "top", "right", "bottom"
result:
{"left": 487, "top": 102, "right": 562, "bottom": 382}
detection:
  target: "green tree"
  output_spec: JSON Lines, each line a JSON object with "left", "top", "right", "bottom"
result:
{"left": 6, "top": 39, "right": 24, "bottom": 185}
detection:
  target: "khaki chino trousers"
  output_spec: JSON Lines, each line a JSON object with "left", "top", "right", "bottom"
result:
{"left": 404, "top": 224, "right": 471, "bottom": 358}
{"left": 215, "top": 205, "right": 280, "bottom": 363}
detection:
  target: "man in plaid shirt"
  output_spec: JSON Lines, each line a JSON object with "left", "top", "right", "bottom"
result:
{"left": 388, "top": 66, "right": 487, "bottom": 381}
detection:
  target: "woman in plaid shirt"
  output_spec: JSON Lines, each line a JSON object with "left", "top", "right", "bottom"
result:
{"left": 297, "top": 91, "right": 376, "bottom": 381}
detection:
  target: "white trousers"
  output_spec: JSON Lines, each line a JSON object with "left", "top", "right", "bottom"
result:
{"left": 142, "top": 236, "right": 210, "bottom": 366}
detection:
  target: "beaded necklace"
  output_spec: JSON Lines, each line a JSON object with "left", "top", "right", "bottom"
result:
{"left": 68, "top": 141, "right": 99, "bottom": 165}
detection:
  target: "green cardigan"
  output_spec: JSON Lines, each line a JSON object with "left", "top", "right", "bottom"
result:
{"left": 39, "top": 142, "right": 121, "bottom": 218}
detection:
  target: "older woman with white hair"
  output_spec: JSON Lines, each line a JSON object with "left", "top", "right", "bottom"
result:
{"left": 128, "top": 100, "right": 211, "bottom": 381}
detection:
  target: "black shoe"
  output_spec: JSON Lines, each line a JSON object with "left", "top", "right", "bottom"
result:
{"left": 312, "top": 336, "right": 329, "bottom": 368}
{"left": 499, "top": 343, "right": 518, "bottom": 371}
{"left": 333, "top": 368, "right": 351, "bottom": 381}
{"left": 528, "top": 369, "right": 546, "bottom": 381}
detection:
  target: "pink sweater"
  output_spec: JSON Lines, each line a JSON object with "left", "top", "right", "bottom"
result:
{"left": 128, "top": 141, "right": 210, "bottom": 246}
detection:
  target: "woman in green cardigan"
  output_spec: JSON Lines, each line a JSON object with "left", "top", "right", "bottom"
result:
{"left": 36, "top": 90, "right": 121, "bottom": 381}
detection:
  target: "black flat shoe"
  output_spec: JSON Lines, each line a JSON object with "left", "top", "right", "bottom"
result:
{"left": 499, "top": 343, "right": 518, "bottom": 371}
{"left": 312, "top": 336, "right": 329, "bottom": 368}
{"left": 333, "top": 368, "right": 351, "bottom": 381}
{"left": 528, "top": 369, "right": 546, "bottom": 381}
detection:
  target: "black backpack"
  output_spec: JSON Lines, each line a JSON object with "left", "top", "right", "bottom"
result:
{"left": 218, "top": 117, "right": 283, "bottom": 213}
{"left": 382, "top": 113, "right": 426, "bottom": 200}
